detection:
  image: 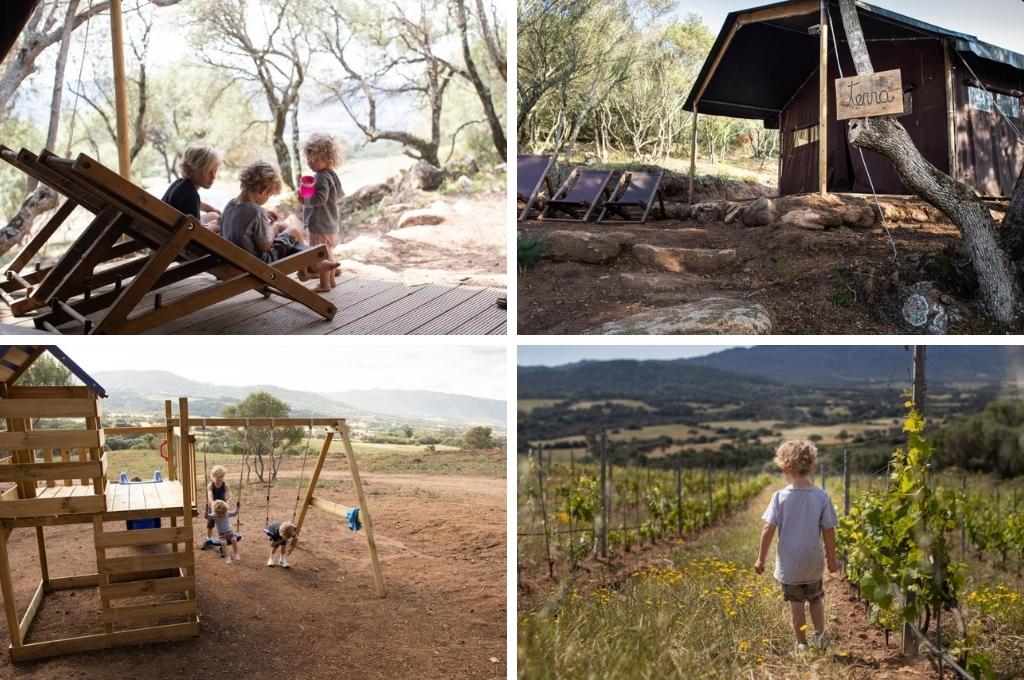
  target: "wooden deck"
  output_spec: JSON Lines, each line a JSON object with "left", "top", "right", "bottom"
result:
{"left": 105, "top": 481, "right": 184, "bottom": 517}
{"left": 0, "top": 273, "right": 506, "bottom": 335}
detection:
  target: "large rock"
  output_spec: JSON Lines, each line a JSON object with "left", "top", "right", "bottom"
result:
{"left": 397, "top": 207, "right": 448, "bottom": 229}
{"left": 544, "top": 230, "right": 634, "bottom": 264}
{"left": 692, "top": 201, "right": 727, "bottom": 223}
{"left": 402, "top": 160, "right": 445, "bottom": 191}
{"left": 664, "top": 202, "right": 692, "bottom": 220}
{"left": 445, "top": 155, "right": 479, "bottom": 177}
{"left": 339, "top": 182, "right": 390, "bottom": 212}
{"left": 632, "top": 244, "right": 736, "bottom": 273}
{"left": 779, "top": 208, "right": 842, "bottom": 230}
{"left": 599, "top": 298, "right": 773, "bottom": 335}
{"left": 742, "top": 197, "right": 775, "bottom": 227}
{"left": 841, "top": 205, "right": 878, "bottom": 228}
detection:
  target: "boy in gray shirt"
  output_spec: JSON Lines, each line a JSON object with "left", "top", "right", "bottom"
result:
{"left": 754, "top": 440, "right": 839, "bottom": 652}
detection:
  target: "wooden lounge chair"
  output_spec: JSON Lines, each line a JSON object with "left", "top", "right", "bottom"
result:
{"left": 540, "top": 169, "right": 615, "bottom": 222}
{"left": 517, "top": 154, "right": 556, "bottom": 221}
{"left": 598, "top": 171, "right": 666, "bottom": 224}
{"left": 0, "top": 146, "right": 336, "bottom": 334}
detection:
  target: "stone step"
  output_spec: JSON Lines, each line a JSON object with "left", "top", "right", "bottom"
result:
{"left": 631, "top": 244, "right": 737, "bottom": 273}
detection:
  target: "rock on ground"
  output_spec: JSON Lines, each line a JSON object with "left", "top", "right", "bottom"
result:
{"left": 339, "top": 182, "right": 391, "bottom": 212}
{"left": 632, "top": 244, "right": 736, "bottom": 273}
{"left": 779, "top": 208, "right": 842, "bottom": 230}
{"left": 397, "top": 207, "right": 449, "bottom": 229}
{"left": 692, "top": 201, "right": 727, "bottom": 223}
{"left": 402, "top": 160, "right": 445, "bottom": 191}
{"left": 742, "top": 197, "right": 775, "bottom": 227}
{"left": 599, "top": 298, "right": 773, "bottom": 334}
{"left": 543, "top": 230, "right": 634, "bottom": 264}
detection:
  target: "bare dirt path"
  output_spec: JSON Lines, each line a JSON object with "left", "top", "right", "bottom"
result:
{"left": 0, "top": 472, "right": 506, "bottom": 680}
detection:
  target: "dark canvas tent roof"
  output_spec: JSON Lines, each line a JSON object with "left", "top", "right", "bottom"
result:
{"left": 0, "top": 345, "right": 106, "bottom": 396}
{"left": 683, "top": 0, "right": 1024, "bottom": 121}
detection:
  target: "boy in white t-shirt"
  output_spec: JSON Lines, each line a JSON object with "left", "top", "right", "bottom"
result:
{"left": 754, "top": 440, "right": 839, "bottom": 652}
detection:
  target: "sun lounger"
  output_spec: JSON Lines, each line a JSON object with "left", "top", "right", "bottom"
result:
{"left": 517, "top": 154, "right": 556, "bottom": 221}
{"left": 540, "top": 169, "right": 615, "bottom": 222}
{"left": 0, "top": 146, "right": 335, "bottom": 334}
{"left": 598, "top": 171, "right": 666, "bottom": 223}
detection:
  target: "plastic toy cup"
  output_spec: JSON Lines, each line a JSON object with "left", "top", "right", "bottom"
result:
{"left": 299, "top": 175, "right": 316, "bottom": 199}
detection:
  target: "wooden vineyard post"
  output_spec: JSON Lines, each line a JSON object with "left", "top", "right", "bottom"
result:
{"left": 536, "top": 448, "right": 553, "bottom": 578}
{"left": 599, "top": 431, "right": 607, "bottom": 558}
{"left": 568, "top": 448, "right": 574, "bottom": 557}
{"left": 903, "top": 346, "right": 926, "bottom": 658}
{"left": 843, "top": 448, "right": 851, "bottom": 515}
{"left": 675, "top": 457, "right": 682, "bottom": 535}
{"left": 706, "top": 463, "right": 713, "bottom": 520}
{"left": 818, "top": 0, "right": 828, "bottom": 196}
{"left": 960, "top": 472, "right": 966, "bottom": 558}
{"left": 606, "top": 455, "right": 613, "bottom": 550}
{"left": 339, "top": 423, "right": 386, "bottom": 597}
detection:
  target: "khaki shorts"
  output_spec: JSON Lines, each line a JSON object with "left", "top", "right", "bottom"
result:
{"left": 781, "top": 579, "right": 824, "bottom": 603}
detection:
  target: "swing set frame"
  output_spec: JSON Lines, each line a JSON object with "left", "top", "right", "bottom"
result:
{"left": 108, "top": 402, "right": 386, "bottom": 596}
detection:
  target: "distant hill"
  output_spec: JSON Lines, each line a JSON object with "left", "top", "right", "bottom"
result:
{"left": 92, "top": 371, "right": 504, "bottom": 425}
{"left": 323, "top": 389, "right": 504, "bottom": 425}
{"left": 685, "top": 346, "right": 1021, "bottom": 386}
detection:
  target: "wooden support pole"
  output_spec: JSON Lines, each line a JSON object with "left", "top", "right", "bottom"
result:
{"left": 818, "top": 0, "right": 829, "bottom": 196}
{"left": 688, "top": 108, "right": 699, "bottom": 204}
{"left": 35, "top": 527, "right": 48, "bottom": 588}
{"left": 339, "top": 424, "right": 386, "bottom": 597}
{"left": 177, "top": 397, "right": 196, "bottom": 623}
{"left": 164, "top": 400, "right": 175, "bottom": 482}
{"left": 294, "top": 429, "right": 334, "bottom": 535}
{"left": 93, "top": 517, "right": 114, "bottom": 634}
{"left": 944, "top": 41, "right": 957, "bottom": 179}
{"left": 0, "top": 526, "right": 23, "bottom": 647}
{"left": 109, "top": 0, "right": 131, "bottom": 179}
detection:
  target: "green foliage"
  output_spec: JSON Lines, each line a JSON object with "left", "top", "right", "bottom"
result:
{"left": 933, "top": 400, "right": 1024, "bottom": 477}
{"left": 517, "top": 232, "right": 547, "bottom": 272}
{"left": 221, "top": 391, "right": 303, "bottom": 481}
{"left": 464, "top": 426, "right": 493, "bottom": 449}
{"left": 0, "top": 117, "right": 43, "bottom": 221}
{"left": 16, "top": 354, "right": 74, "bottom": 387}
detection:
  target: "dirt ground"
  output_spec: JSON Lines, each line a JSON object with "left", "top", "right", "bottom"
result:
{"left": 518, "top": 196, "right": 1004, "bottom": 335}
{"left": 0, "top": 468, "right": 506, "bottom": 679}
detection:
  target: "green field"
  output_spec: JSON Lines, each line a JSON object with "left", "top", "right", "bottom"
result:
{"left": 518, "top": 399, "right": 563, "bottom": 414}
{"left": 569, "top": 399, "right": 653, "bottom": 412}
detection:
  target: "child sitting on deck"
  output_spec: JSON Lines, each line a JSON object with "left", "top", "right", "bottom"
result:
{"left": 205, "top": 499, "right": 241, "bottom": 564}
{"left": 201, "top": 465, "right": 231, "bottom": 550}
{"left": 219, "top": 161, "right": 337, "bottom": 288}
{"left": 753, "top": 440, "right": 839, "bottom": 653}
{"left": 298, "top": 132, "right": 345, "bottom": 292}
{"left": 265, "top": 521, "right": 298, "bottom": 568}
{"left": 161, "top": 144, "right": 223, "bottom": 231}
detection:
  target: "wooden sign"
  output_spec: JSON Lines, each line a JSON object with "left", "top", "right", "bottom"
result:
{"left": 835, "top": 69, "right": 904, "bottom": 120}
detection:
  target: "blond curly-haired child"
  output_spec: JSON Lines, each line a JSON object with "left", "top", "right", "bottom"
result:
{"left": 299, "top": 133, "right": 344, "bottom": 292}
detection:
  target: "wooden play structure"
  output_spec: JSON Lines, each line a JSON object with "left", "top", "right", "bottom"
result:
{"left": 0, "top": 345, "right": 383, "bottom": 662}
{"left": 0, "top": 147, "right": 336, "bottom": 334}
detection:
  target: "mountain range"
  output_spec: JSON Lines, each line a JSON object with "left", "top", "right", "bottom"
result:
{"left": 92, "top": 370, "right": 505, "bottom": 426}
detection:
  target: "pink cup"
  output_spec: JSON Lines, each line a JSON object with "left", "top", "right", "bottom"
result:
{"left": 299, "top": 175, "right": 316, "bottom": 199}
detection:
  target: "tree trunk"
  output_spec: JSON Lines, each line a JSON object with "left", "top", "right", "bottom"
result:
{"left": 272, "top": 110, "right": 295, "bottom": 190}
{"left": 474, "top": 0, "right": 506, "bottom": 81}
{"left": 291, "top": 103, "right": 301, "bottom": 185}
{"left": 838, "top": 0, "right": 1021, "bottom": 328}
{"left": 453, "top": 0, "right": 506, "bottom": 158}
{"left": 0, "top": 186, "right": 59, "bottom": 258}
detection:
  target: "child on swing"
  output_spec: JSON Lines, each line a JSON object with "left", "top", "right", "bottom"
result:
{"left": 265, "top": 521, "right": 298, "bottom": 568}
{"left": 202, "top": 465, "right": 231, "bottom": 550}
{"left": 206, "top": 499, "right": 241, "bottom": 564}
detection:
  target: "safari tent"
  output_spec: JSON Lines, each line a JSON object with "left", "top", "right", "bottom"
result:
{"left": 683, "top": 0, "right": 1024, "bottom": 197}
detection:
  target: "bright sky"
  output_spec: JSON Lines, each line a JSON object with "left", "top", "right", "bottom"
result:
{"left": 52, "top": 339, "right": 507, "bottom": 401}
{"left": 517, "top": 346, "right": 735, "bottom": 367}
{"left": 677, "top": 0, "right": 1024, "bottom": 52}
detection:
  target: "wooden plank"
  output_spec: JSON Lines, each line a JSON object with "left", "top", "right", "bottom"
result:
{"left": 140, "top": 481, "right": 160, "bottom": 512}
{"left": 819, "top": 4, "right": 828, "bottom": 196}
{"left": 8, "top": 621, "right": 200, "bottom": 662}
{"left": 100, "top": 575, "right": 195, "bottom": 600}
{"left": 0, "top": 494, "right": 105, "bottom": 518}
{"left": 411, "top": 288, "right": 502, "bottom": 335}
{"left": 0, "top": 460, "right": 102, "bottom": 483}
{"left": 16, "top": 580, "right": 44, "bottom": 644}
{"left": 448, "top": 300, "right": 507, "bottom": 335}
{"left": 92, "top": 515, "right": 113, "bottom": 634}
{"left": 309, "top": 495, "right": 352, "bottom": 517}
{"left": 5, "top": 386, "right": 94, "bottom": 399}
{"left": 0, "top": 429, "right": 103, "bottom": 450}
{"left": 369, "top": 285, "right": 482, "bottom": 335}
{"left": 0, "top": 399, "right": 98, "bottom": 419}
{"left": 736, "top": 0, "right": 818, "bottom": 25}
{"left": 0, "top": 533, "right": 22, "bottom": 646}
{"left": 834, "top": 69, "right": 904, "bottom": 120}
{"left": 48, "top": 573, "right": 100, "bottom": 589}
{"left": 335, "top": 283, "right": 456, "bottom": 333}
{"left": 100, "top": 598, "right": 196, "bottom": 624}
{"left": 93, "top": 525, "right": 191, "bottom": 549}
{"left": 944, "top": 42, "right": 957, "bottom": 178}
{"left": 98, "top": 551, "right": 194, "bottom": 575}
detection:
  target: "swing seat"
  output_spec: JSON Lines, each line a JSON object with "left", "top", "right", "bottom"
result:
{"left": 204, "top": 534, "right": 243, "bottom": 547}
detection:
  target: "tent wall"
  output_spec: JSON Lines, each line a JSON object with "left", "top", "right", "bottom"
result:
{"left": 952, "top": 54, "right": 1024, "bottom": 196}
{"left": 781, "top": 39, "right": 950, "bottom": 195}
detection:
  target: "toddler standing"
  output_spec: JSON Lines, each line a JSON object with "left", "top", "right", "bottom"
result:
{"left": 299, "top": 133, "right": 344, "bottom": 292}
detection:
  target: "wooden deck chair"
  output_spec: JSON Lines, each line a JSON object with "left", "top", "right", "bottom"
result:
{"left": 539, "top": 169, "right": 614, "bottom": 222}
{"left": 0, "top": 146, "right": 336, "bottom": 334}
{"left": 517, "top": 154, "right": 556, "bottom": 221}
{"left": 597, "top": 171, "right": 666, "bottom": 224}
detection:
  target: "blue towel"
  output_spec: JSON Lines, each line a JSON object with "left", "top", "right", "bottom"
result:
{"left": 346, "top": 507, "right": 362, "bottom": 532}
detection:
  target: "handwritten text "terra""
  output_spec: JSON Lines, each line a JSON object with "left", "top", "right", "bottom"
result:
{"left": 843, "top": 83, "right": 897, "bottom": 108}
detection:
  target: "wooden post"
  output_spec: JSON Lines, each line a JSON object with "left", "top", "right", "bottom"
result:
{"left": 599, "top": 431, "right": 607, "bottom": 558}
{"left": 178, "top": 397, "right": 196, "bottom": 623}
{"left": 818, "top": 0, "right": 828, "bottom": 196}
{"left": 35, "top": 527, "right": 48, "bottom": 588}
{"left": 164, "top": 400, "right": 176, "bottom": 481}
{"left": 109, "top": 0, "right": 131, "bottom": 179}
{"left": 675, "top": 456, "right": 682, "bottom": 535}
{"left": 688, "top": 108, "right": 698, "bottom": 204}
{"left": 0, "top": 528, "right": 23, "bottom": 647}
{"left": 294, "top": 429, "right": 335, "bottom": 534}
{"left": 944, "top": 42, "right": 957, "bottom": 179}
{"left": 843, "top": 448, "right": 851, "bottom": 515}
{"left": 536, "top": 449, "right": 553, "bottom": 578}
{"left": 339, "top": 424, "right": 386, "bottom": 596}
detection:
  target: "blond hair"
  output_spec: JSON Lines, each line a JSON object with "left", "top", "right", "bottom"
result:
{"left": 212, "top": 499, "right": 229, "bottom": 514}
{"left": 210, "top": 465, "right": 226, "bottom": 478}
{"left": 238, "top": 161, "right": 282, "bottom": 196}
{"left": 279, "top": 522, "right": 296, "bottom": 539}
{"left": 179, "top": 144, "right": 221, "bottom": 180}
{"left": 774, "top": 440, "right": 818, "bottom": 476}
{"left": 303, "top": 133, "right": 342, "bottom": 168}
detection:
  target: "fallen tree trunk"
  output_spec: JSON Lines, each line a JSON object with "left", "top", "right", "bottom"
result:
{"left": 0, "top": 185, "right": 59, "bottom": 258}
{"left": 838, "top": 0, "right": 1022, "bottom": 328}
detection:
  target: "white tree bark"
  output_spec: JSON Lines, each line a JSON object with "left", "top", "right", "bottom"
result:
{"left": 838, "top": 0, "right": 1021, "bottom": 328}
